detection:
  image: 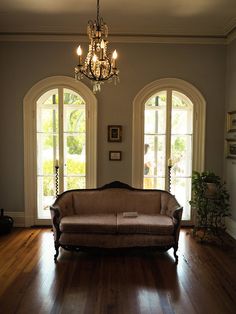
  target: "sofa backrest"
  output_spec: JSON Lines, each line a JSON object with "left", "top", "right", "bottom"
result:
{"left": 53, "top": 186, "right": 180, "bottom": 217}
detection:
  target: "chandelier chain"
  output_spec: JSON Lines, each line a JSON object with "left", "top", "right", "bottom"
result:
{"left": 97, "top": 0, "right": 100, "bottom": 26}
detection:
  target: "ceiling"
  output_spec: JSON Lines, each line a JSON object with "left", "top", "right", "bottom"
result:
{"left": 0, "top": 0, "right": 236, "bottom": 37}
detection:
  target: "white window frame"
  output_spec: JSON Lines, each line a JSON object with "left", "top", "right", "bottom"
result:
{"left": 132, "top": 77, "right": 206, "bottom": 190}
{"left": 23, "top": 76, "right": 97, "bottom": 226}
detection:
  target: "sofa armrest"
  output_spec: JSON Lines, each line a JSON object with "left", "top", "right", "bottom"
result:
{"left": 50, "top": 205, "right": 61, "bottom": 242}
{"left": 172, "top": 206, "right": 183, "bottom": 242}
{"left": 172, "top": 206, "right": 183, "bottom": 223}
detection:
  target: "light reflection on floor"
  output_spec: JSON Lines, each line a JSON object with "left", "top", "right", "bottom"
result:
{"left": 37, "top": 230, "right": 57, "bottom": 308}
{"left": 35, "top": 228, "right": 192, "bottom": 312}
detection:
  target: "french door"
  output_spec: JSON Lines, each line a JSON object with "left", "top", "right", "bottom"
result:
{"left": 143, "top": 89, "right": 193, "bottom": 221}
{"left": 36, "top": 88, "right": 86, "bottom": 219}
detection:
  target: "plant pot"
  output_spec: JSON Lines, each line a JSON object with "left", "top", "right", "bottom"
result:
{"left": 0, "top": 208, "right": 14, "bottom": 235}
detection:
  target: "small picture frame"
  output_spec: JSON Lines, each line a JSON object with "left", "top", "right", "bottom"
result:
{"left": 226, "top": 139, "right": 236, "bottom": 159}
{"left": 109, "top": 151, "right": 122, "bottom": 161}
{"left": 227, "top": 111, "right": 236, "bottom": 132}
{"left": 108, "top": 125, "right": 122, "bottom": 142}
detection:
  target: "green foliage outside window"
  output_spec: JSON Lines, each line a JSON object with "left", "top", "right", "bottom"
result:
{"left": 67, "top": 110, "right": 85, "bottom": 155}
{"left": 43, "top": 159, "right": 85, "bottom": 196}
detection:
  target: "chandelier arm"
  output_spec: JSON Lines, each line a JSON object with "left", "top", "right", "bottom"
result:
{"left": 79, "top": 70, "right": 93, "bottom": 80}
{"left": 82, "top": 69, "right": 114, "bottom": 82}
{"left": 98, "top": 57, "right": 112, "bottom": 81}
{"left": 88, "top": 59, "right": 99, "bottom": 81}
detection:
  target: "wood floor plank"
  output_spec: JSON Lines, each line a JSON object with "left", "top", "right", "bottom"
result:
{"left": 0, "top": 227, "right": 236, "bottom": 314}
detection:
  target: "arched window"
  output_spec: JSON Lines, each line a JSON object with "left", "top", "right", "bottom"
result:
{"left": 24, "top": 76, "right": 97, "bottom": 226}
{"left": 132, "top": 78, "right": 206, "bottom": 222}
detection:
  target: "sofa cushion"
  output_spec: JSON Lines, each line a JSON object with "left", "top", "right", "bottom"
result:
{"left": 117, "top": 213, "right": 174, "bottom": 235}
{"left": 60, "top": 214, "right": 117, "bottom": 234}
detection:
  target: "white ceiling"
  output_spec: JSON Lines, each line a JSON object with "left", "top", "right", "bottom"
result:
{"left": 0, "top": 0, "right": 236, "bottom": 37}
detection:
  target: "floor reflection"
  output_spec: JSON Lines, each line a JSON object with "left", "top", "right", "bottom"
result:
{"left": 2, "top": 228, "right": 235, "bottom": 313}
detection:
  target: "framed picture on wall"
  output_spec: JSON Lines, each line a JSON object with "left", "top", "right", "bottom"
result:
{"left": 227, "top": 111, "right": 236, "bottom": 132}
{"left": 109, "top": 151, "right": 122, "bottom": 161}
{"left": 226, "top": 139, "right": 236, "bottom": 159}
{"left": 108, "top": 125, "right": 122, "bottom": 142}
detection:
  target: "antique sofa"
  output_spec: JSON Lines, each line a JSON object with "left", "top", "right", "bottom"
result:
{"left": 50, "top": 181, "right": 183, "bottom": 263}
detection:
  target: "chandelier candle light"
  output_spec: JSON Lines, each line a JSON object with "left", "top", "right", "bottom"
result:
{"left": 75, "top": 0, "right": 119, "bottom": 93}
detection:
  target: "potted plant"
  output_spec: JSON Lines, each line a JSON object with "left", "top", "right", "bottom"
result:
{"left": 189, "top": 171, "right": 230, "bottom": 241}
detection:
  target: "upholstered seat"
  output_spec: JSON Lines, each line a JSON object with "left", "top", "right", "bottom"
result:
{"left": 60, "top": 214, "right": 117, "bottom": 234}
{"left": 117, "top": 213, "right": 174, "bottom": 235}
{"left": 60, "top": 213, "right": 174, "bottom": 235}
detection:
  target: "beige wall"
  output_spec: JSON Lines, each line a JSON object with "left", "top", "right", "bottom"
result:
{"left": 225, "top": 38, "right": 236, "bottom": 222}
{"left": 0, "top": 41, "right": 226, "bottom": 212}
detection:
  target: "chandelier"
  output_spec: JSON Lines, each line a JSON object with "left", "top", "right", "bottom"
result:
{"left": 75, "top": 0, "right": 119, "bottom": 93}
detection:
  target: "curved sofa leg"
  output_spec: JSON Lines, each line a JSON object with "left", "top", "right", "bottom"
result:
{"left": 54, "top": 242, "right": 60, "bottom": 263}
{"left": 173, "top": 245, "right": 178, "bottom": 264}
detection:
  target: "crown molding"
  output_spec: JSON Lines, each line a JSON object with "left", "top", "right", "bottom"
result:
{"left": 111, "top": 34, "right": 227, "bottom": 45}
{"left": 0, "top": 32, "right": 228, "bottom": 45}
{"left": 0, "top": 33, "right": 85, "bottom": 43}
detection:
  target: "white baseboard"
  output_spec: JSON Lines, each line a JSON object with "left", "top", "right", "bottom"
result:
{"left": 3, "top": 212, "right": 51, "bottom": 227}
{"left": 4, "top": 211, "right": 25, "bottom": 227}
{"left": 226, "top": 217, "right": 236, "bottom": 240}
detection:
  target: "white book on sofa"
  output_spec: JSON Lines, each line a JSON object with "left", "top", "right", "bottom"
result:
{"left": 122, "top": 211, "right": 138, "bottom": 218}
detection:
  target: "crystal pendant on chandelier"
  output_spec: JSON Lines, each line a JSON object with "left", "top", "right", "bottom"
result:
{"left": 74, "top": 0, "right": 119, "bottom": 93}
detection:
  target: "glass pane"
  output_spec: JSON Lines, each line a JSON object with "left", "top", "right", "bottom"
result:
{"left": 144, "top": 177, "right": 165, "bottom": 190}
{"left": 145, "top": 91, "right": 166, "bottom": 134}
{"left": 170, "top": 177, "right": 191, "bottom": 220}
{"left": 37, "top": 176, "right": 56, "bottom": 219}
{"left": 64, "top": 108, "right": 86, "bottom": 133}
{"left": 64, "top": 134, "right": 86, "bottom": 176}
{"left": 36, "top": 89, "right": 58, "bottom": 106}
{"left": 37, "top": 108, "right": 58, "bottom": 133}
{"left": 144, "top": 135, "right": 166, "bottom": 178}
{"left": 37, "top": 89, "right": 58, "bottom": 134}
{"left": 67, "top": 158, "right": 86, "bottom": 176}
{"left": 145, "top": 92, "right": 166, "bottom": 108}
{"left": 172, "top": 91, "right": 191, "bottom": 108}
{"left": 172, "top": 91, "right": 193, "bottom": 134}
{"left": 171, "top": 109, "right": 192, "bottom": 134}
{"left": 37, "top": 134, "right": 58, "bottom": 175}
{"left": 64, "top": 176, "right": 86, "bottom": 190}
{"left": 171, "top": 135, "right": 192, "bottom": 177}
{"left": 43, "top": 92, "right": 58, "bottom": 105}
{"left": 64, "top": 88, "right": 85, "bottom": 105}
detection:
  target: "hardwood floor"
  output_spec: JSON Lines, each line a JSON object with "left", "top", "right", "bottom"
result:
{"left": 0, "top": 228, "right": 236, "bottom": 314}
